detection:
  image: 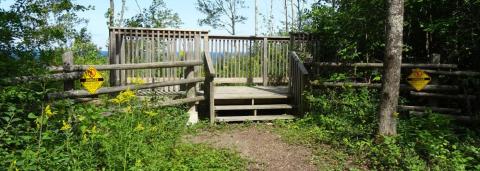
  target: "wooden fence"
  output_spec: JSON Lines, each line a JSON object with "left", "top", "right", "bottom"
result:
{"left": 304, "top": 58, "right": 480, "bottom": 121}
{"left": 2, "top": 49, "right": 216, "bottom": 108}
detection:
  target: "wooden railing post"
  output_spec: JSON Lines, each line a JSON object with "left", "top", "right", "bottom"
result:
{"left": 262, "top": 37, "right": 268, "bottom": 86}
{"left": 63, "top": 51, "right": 74, "bottom": 91}
{"left": 289, "top": 51, "right": 309, "bottom": 115}
{"left": 203, "top": 48, "right": 216, "bottom": 124}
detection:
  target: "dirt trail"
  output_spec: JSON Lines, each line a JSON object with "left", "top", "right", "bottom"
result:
{"left": 188, "top": 127, "right": 316, "bottom": 171}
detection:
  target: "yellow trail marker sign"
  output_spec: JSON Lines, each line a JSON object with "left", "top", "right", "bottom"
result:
{"left": 80, "top": 66, "right": 104, "bottom": 94}
{"left": 406, "top": 68, "right": 431, "bottom": 91}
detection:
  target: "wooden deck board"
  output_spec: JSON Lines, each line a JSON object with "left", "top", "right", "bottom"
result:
{"left": 216, "top": 115, "right": 295, "bottom": 122}
{"left": 214, "top": 86, "right": 289, "bottom": 100}
{"left": 215, "top": 104, "right": 293, "bottom": 110}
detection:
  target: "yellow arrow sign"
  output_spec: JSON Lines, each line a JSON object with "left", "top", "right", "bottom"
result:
{"left": 80, "top": 66, "right": 104, "bottom": 94}
{"left": 406, "top": 68, "right": 431, "bottom": 91}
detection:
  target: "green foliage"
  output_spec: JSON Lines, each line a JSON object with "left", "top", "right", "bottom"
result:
{"left": 0, "top": 88, "right": 246, "bottom": 170}
{"left": 124, "top": 0, "right": 182, "bottom": 28}
{"left": 304, "top": 0, "right": 480, "bottom": 70}
{"left": 196, "top": 0, "right": 248, "bottom": 35}
{"left": 276, "top": 87, "right": 480, "bottom": 170}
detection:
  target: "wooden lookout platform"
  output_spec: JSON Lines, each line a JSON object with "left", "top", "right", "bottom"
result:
{"left": 108, "top": 27, "right": 309, "bottom": 123}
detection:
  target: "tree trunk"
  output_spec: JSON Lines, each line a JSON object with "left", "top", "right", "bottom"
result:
{"left": 284, "top": 0, "right": 288, "bottom": 33}
{"left": 119, "top": 0, "right": 126, "bottom": 26}
{"left": 378, "top": 0, "right": 404, "bottom": 136}
{"left": 297, "top": 0, "right": 301, "bottom": 29}
{"left": 255, "top": 0, "right": 258, "bottom": 36}
{"left": 109, "top": 0, "right": 114, "bottom": 27}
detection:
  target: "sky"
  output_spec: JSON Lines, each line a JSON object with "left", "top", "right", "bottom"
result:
{"left": 0, "top": 0, "right": 314, "bottom": 50}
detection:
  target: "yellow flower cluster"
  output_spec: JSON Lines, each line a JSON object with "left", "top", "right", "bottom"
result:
{"left": 45, "top": 105, "right": 56, "bottom": 118}
{"left": 111, "top": 88, "right": 136, "bottom": 104}
{"left": 144, "top": 111, "right": 158, "bottom": 117}
{"left": 82, "top": 125, "right": 98, "bottom": 143}
{"left": 129, "top": 77, "right": 145, "bottom": 85}
{"left": 134, "top": 123, "right": 145, "bottom": 132}
{"left": 60, "top": 120, "right": 71, "bottom": 132}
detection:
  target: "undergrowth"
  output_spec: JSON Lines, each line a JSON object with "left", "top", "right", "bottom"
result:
{"left": 0, "top": 87, "right": 246, "bottom": 170}
{"left": 274, "top": 87, "right": 480, "bottom": 170}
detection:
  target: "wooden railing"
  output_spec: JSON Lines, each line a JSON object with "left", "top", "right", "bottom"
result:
{"left": 203, "top": 51, "right": 216, "bottom": 124}
{"left": 289, "top": 51, "right": 309, "bottom": 115}
{"left": 109, "top": 27, "right": 208, "bottom": 92}
{"left": 2, "top": 51, "right": 215, "bottom": 108}
{"left": 208, "top": 35, "right": 290, "bottom": 85}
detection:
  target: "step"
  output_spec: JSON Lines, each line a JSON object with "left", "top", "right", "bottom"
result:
{"left": 215, "top": 104, "right": 293, "bottom": 111}
{"left": 216, "top": 115, "right": 295, "bottom": 122}
{"left": 214, "top": 94, "right": 289, "bottom": 100}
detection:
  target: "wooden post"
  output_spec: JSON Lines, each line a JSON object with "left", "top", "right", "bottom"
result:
{"left": 262, "top": 37, "right": 268, "bottom": 86}
{"left": 109, "top": 28, "right": 117, "bottom": 87}
{"left": 63, "top": 51, "right": 74, "bottom": 91}
{"left": 203, "top": 36, "right": 216, "bottom": 125}
{"left": 428, "top": 53, "right": 440, "bottom": 107}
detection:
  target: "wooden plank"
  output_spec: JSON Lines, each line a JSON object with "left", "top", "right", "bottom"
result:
{"left": 408, "top": 111, "right": 473, "bottom": 122}
{"left": 317, "top": 82, "right": 459, "bottom": 91}
{"left": 398, "top": 105, "right": 461, "bottom": 113}
{"left": 422, "top": 69, "right": 480, "bottom": 77}
{"left": 410, "top": 91, "right": 476, "bottom": 99}
{"left": 215, "top": 104, "right": 293, "bottom": 110}
{"left": 155, "top": 96, "right": 205, "bottom": 107}
{"left": 313, "top": 62, "right": 458, "bottom": 69}
{"left": 262, "top": 37, "right": 268, "bottom": 86}
{"left": 49, "top": 61, "right": 203, "bottom": 72}
{"left": 48, "top": 77, "right": 205, "bottom": 99}
{"left": 215, "top": 94, "right": 289, "bottom": 100}
{"left": 215, "top": 115, "right": 295, "bottom": 122}
{"left": 208, "top": 35, "right": 289, "bottom": 40}
{"left": 214, "top": 77, "right": 263, "bottom": 84}
{"left": 1, "top": 72, "right": 83, "bottom": 84}
{"left": 290, "top": 52, "right": 308, "bottom": 74}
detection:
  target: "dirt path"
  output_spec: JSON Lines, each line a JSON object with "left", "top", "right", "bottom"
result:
{"left": 187, "top": 127, "right": 317, "bottom": 171}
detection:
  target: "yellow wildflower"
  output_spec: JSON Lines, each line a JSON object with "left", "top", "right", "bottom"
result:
{"left": 145, "top": 111, "right": 158, "bottom": 117}
{"left": 111, "top": 88, "right": 136, "bottom": 104}
{"left": 78, "top": 115, "right": 86, "bottom": 122}
{"left": 82, "top": 133, "right": 88, "bottom": 144}
{"left": 123, "top": 106, "right": 132, "bottom": 113}
{"left": 135, "top": 159, "right": 143, "bottom": 167}
{"left": 131, "top": 77, "right": 145, "bottom": 85}
{"left": 45, "top": 105, "right": 56, "bottom": 118}
{"left": 60, "top": 120, "right": 72, "bottom": 131}
{"left": 91, "top": 125, "right": 97, "bottom": 134}
{"left": 134, "top": 123, "right": 145, "bottom": 132}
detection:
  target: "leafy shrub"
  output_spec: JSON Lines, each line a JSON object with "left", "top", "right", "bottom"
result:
{"left": 1, "top": 88, "right": 246, "bottom": 170}
{"left": 278, "top": 87, "right": 480, "bottom": 170}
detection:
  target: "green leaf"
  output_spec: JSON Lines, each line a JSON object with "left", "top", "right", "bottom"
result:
{"left": 28, "top": 113, "right": 37, "bottom": 119}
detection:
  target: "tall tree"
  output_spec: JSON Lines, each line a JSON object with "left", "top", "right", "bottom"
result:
{"left": 125, "top": 0, "right": 182, "bottom": 28}
{"left": 284, "top": 0, "right": 289, "bottom": 33}
{"left": 378, "top": 0, "right": 404, "bottom": 136}
{"left": 196, "top": 0, "right": 248, "bottom": 35}
{"left": 255, "top": 0, "right": 258, "bottom": 36}
{"left": 109, "top": 0, "right": 114, "bottom": 27}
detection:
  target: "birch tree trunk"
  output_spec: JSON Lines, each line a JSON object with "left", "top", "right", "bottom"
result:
{"left": 284, "top": 0, "right": 288, "bottom": 33}
{"left": 109, "top": 0, "right": 114, "bottom": 27}
{"left": 378, "top": 0, "right": 404, "bottom": 136}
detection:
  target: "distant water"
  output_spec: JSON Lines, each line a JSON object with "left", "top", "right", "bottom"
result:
{"left": 99, "top": 51, "right": 252, "bottom": 62}
{"left": 99, "top": 50, "right": 108, "bottom": 57}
